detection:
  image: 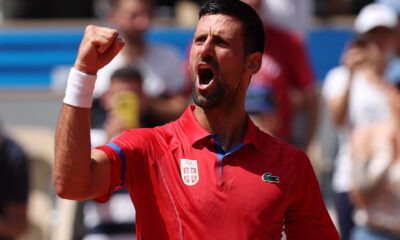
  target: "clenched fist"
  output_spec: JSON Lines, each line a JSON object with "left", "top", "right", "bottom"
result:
{"left": 74, "top": 25, "right": 125, "bottom": 75}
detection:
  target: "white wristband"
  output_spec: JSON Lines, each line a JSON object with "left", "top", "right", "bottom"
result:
{"left": 63, "top": 68, "right": 97, "bottom": 108}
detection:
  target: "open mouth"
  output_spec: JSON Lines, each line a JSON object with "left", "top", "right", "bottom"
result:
{"left": 197, "top": 66, "right": 215, "bottom": 86}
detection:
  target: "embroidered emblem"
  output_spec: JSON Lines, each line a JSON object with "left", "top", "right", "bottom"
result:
{"left": 262, "top": 172, "right": 279, "bottom": 183}
{"left": 180, "top": 159, "right": 199, "bottom": 186}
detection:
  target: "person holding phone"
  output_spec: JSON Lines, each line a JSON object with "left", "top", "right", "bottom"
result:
{"left": 90, "top": 66, "right": 146, "bottom": 147}
{"left": 322, "top": 4, "right": 397, "bottom": 240}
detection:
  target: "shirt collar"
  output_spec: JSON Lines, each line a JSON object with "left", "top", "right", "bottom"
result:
{"left": 178, "top": 105, "right": 211, "bottom": 146}
{"left": 242, "top": 115, "right": 264, "bottom": 151}
{"left": 178, "top": 105, "right": 263, "bottom": 151}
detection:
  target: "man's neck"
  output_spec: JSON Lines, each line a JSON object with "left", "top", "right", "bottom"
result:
{"left": 194, "top": 105, "right": 247, "bottom": 152}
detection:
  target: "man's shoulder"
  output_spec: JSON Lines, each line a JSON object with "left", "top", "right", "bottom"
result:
{"left": 255, "top": 132, "right": 311, "bottom": 182}
{"left": 258, "top": 131, "right": 306, "bottom": 159}
{"left": 120, "top": 122, "right": 177, "bottom": 144}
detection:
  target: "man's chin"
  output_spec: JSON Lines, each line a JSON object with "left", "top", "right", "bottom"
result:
{"left": 192, "top": 92, "right": 219, "bottom": 109}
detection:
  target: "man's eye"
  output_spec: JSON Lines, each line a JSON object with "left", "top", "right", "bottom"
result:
{"left": 194, "top": 36, "right": 206, "bottom": 44}
{"left": 215, "top": 38, "right": 229, "bottom": 47}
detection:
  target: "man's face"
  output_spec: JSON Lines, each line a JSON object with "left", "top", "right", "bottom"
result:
{"left": 189, "top": 14, "right": 252, "bottom": 109}
{"left": 110, "top": 0, "right": 152, "bottom": 44}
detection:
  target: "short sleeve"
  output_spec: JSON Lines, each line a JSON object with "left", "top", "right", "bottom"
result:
{"left": 94, "top": 129, "right": 154, "bottom": 202}
{"left": 322, "top": 66, "right": 350, "bottom": 100}
{"left": 284, "top": 151, "right": 339, "bottom": 239}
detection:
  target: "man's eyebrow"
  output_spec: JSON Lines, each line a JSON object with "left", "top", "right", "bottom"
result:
{"left": 212, "top": 35, "right": 230, "bottom": 44}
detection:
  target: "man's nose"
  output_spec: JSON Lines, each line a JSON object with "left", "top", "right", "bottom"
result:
{"left": 199, "top": 39, "right": 214, "bottom": 58}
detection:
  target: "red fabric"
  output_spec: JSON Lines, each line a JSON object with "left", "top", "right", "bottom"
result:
{"left": 250, "top": 25, "right": 315, "bottom": 139}
{"left": 96, "top": 105, "right": 338, "bottom": 239}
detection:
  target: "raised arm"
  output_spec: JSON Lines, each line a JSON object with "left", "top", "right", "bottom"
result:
{"left": 54, "top": 25, "right": 125, "bottom": 200}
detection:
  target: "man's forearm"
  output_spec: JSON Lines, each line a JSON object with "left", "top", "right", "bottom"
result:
{"left": 54, "top": 104, "right": 93, "bottom": 200}
{"left": 54, "top": 25, "right": 123, "bottom": 200}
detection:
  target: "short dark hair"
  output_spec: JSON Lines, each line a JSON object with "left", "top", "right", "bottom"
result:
{"left": 111, "top": 66, "right": 142, "bottom": 84}
{"left": 199, "top": 0, "right": 265, "bottom": 54}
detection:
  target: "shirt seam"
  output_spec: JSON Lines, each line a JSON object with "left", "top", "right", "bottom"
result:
{"left": 156, "top": 160, "right": 183, "bottom": 240}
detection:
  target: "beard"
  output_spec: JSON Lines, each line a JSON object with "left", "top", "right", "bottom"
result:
{"left": 190, "top": 56, "right": 246, "bottom": 110}
{"left": 191, "top": 78, "right": 225, "bottom": 109}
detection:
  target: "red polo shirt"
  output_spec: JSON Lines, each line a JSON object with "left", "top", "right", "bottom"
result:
{"left": 96, "top": 105, "right": 338, "bottom": 240}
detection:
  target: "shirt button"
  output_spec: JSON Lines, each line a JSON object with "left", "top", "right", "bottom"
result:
{"left": 209, "top": 138, "right": 215, "bottom": 144}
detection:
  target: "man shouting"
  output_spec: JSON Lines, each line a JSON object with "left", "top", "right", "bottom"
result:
{"left": 54, "top": 0, "right": 339, "bottom": 239}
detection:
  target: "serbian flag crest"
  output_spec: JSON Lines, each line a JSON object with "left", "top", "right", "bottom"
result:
{"left": 180, "top": 159, "right": 199, "bottom": 186}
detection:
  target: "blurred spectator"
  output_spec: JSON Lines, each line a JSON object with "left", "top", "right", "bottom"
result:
{"left": 91, "top": 67, "right": 146, "bottom": 147}
{"left": 1, "top": 0, "right": 94, "bottom": 18}
{"left": 245, "top": 83, "right": 277, "bottom": 135}
{"left": 94, "top": 0, "right": 189, "bottom": 127}
{"left": 263, "top": 0, "right": 313, "bottom": 34}
{"left": 315, "top": 0, "right": 374, "bottom": 16}
{"left": 0, "top": 123, "right": 29, "bottom": 240}
{"left": 350, "top": 82, "right": 400, "bottom": 240}
{"left": 243, "top": 0, "right": 318, "bottom": 150}
{"left": 322, "top": 3, "right": 397, "bottom": 240}
{"left": 85, "top": 67, "right": 145, "bottom": 240}
{"left": 378, "top": 0, "right": 400, "bottom": 85}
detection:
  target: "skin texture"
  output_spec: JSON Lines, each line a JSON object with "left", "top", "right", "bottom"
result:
{"left": 54, "top": 14, "right": 261, "bottom": 200}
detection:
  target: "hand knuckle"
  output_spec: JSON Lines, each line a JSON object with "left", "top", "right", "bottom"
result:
{"left": 86, "top": 25, "right": 94, "bottom": 32}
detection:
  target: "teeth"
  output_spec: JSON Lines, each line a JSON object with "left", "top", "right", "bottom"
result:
{"left": 198, "top": 66, "right": 211, "bottom": 71}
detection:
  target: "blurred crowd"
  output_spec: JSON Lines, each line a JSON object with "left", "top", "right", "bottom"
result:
{"left": 1, "top": 0, "right": 400, "bottom": 240}
{"left": 0, "top": 0, "right": 378, "bottom": 21}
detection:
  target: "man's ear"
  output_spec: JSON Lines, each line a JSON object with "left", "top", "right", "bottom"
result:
{"left": 245, "top": 52, "right": 262, "bottom": 75}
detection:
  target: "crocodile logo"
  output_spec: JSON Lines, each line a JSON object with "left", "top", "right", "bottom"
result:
{"left": 262, "top": 172, "right": 279, "bottom": 183}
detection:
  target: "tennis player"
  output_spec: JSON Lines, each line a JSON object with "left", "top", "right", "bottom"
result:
{"left": 54, "top": 0, "right": 339, "bottom": 239}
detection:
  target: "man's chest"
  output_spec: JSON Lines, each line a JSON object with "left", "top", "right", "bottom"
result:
{"left": 146, "top": 144, "right": 292, "bottom": 225}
